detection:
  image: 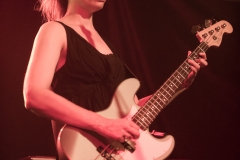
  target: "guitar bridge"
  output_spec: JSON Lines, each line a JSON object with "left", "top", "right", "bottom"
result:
{"left": 112, "top": 139, "right": 136, "bottom": 153}
{"left": 96, "top": 139, "right": 136, "bottom": 159}
{"left": 121, "top": 140, "right": 135, "bottom": 153}
{"left": 97, "top": 146, "right": 116, "bottom": 160}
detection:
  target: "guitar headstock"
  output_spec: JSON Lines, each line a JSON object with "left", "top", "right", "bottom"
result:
{"left": 195, "top": 20, "right": 233, "bottom": 47}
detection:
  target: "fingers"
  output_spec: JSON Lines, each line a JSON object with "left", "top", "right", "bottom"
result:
{"left": 129, "top": 120, "right": 140, "bottom": 130}
{"left": 103, "top": 118, "right": 140, "bottom": 142}
{"left": 196, "top": 59, "right": 208, "bottom": 68}
{"left": 117, "top": 125, "right": 139, "bottom": 142}
{"left": 122, "top": 120, "right": 140, "bottom": 140}
{"left": 198, "top": 52, "right": 207, "bottom": 61}
{"left": 127, "top": 122, "right": 140, "bottom": 139}
{"left": 119, "top": 132, "right": 132, "bottom": 142}
{"left": 188, "top": 51, "right": 207, "bottom": 60}
{"left": 181, "top": 51, "right": 208, "bottom": 89}
{"left": 196, "top": 52, "right": 208, "bottom": 67}
{"left": 187, "top": 51, "right": 208, "bottom": 69}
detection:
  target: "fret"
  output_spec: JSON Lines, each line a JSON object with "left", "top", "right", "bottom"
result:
{"left": 132, "top": 117, "right": 140, "bottom": 127}
{"left": 151, "top": 100, "right": 164, "bottom": 111}
{"left": 182, "top": 60, "right": 191, "bottom": 67}
{"left": 159, "top": 88, "right": 173, "bottom": 101}
{"left": 189, "top": 55, "right": 196, "bottom": 60}
{"left": 198, "top": 46, "right": 205, "bottom": 53}
{"left": 146, "top": 103, "right": 159, "bottom": 115}
{"left": 135, "top": 121, "right": 146, "bottom": 130}
{"left": 150, "top": 99, "right": 163, "bottom": 112}
{"left": 168, "top": 78, "right": 179, "bottom": 89}
{"left": 154, "top": 100, "right": 165, "bottom": 109}
{"left": 180, "top": 62, "right": 191, "bottom": 75}
{"left": 203, "top": 43, "right": 209, "bottom": 51}
{"left": 171, "top": 74, "right": 182, "bottom": 84}
{"left": 133, "top": 114, "right": 148, "bottom": 130}
{"left": 178, "top": 71, "right": 188, "bottom": 82}
{"left": 175, "top": 70, "right": 185, "bottom": 80}
{"left": 194, "top": 43, "right": 208, "bottom": 55}
{"left": 142, "top": 106, "right": 156, "bottom": 120}
{"left": 146, "top": 111, "right": 157, "bottom": 121}
{"left": 176, "top": 71, "right": 187, "bottom": 80}
{"left": 140, "top": 116, "right": 151, "bottom": 126}
{"left": 182, "top": 61, "right": 191, "bottom": 71}
{"left": 136, "top": 110, "right": 150, "bottom": 125}
{"left": 181, "top": 61, "right": 191, "bottom": 73}
{"left": 149, "top": 98, "right": 164, "bottom": 111}
{"left": 170, "top": 72, "right": 181, "bottom": 82}
{"left": 165, "top": 80, "right": 177, "bottom": 91}
{"left": 165, "top": 81, "right": 176, "bottom": 91}
{"left": 164, "top": 83, "right": 175, "bottom": 93}
{"left": 147, "top": 100, "right": 161, "bottom": 114}
{"left": 190, "top": 52, "right": 199, "bottom": 60}
{"left": 169, "top": 75, "right": 181, "bottom": 85}
{"left": 155, "top": 93, "right": 168, "bottom": 106}
{"left": 173, "top": 77, "right": 182, "bottom": 88}
{"left": 149, "top": 104, "right": 159, "bottom": 115}
{"left": 160, "top": 86, "right": 172, "bottom": 98}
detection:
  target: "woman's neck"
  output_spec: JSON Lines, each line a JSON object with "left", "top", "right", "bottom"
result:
{"left": 63, "top": 3, "right": 95, "bottom": 30}
{"left": 62, "top": 13, "right": 94, "bottom": 29}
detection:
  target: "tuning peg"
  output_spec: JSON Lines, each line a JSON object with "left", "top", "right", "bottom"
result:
{"left": 191, "top": 18, "right": 218, "bottom": 34}
{"left": 191, "top": 25, "right": 201, "bottom": 34}
{"left": 204, "top": 19, "right": 212, "bottom": 28}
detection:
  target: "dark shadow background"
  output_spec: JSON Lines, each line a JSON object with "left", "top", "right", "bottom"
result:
{"left": 1, "top": 0, "right": 239, "bottom": 159}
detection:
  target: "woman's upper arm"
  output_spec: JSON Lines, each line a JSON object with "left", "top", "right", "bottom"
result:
{"left": 24, "top": 22, "right": 66, "bottom": 91}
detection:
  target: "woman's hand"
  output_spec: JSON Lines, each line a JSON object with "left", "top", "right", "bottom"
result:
{"left": 93, "top": 117, "right": 140, "bottom": 142}
{"left": 182, "top": 51, "right": 208, "bottom": 88}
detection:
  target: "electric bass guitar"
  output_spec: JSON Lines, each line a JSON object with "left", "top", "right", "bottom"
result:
{"left": 57, "top": 20, "right": 233, "bottom": 160}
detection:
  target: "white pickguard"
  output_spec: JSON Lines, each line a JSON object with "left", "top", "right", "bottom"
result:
{"left": 57, "top": 78, "right": 175, "bottom": 160}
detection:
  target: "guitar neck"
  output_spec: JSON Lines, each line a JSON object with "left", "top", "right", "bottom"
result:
{"left": 132, "top": 42, "right": 209, "bottom": 130}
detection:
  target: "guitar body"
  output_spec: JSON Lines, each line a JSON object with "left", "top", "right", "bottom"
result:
{"left": 57, "top": 78, "right": 175, "bottom": 160}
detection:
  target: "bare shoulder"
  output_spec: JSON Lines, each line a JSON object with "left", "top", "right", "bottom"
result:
{"left": 40, "top": 21, "right": 64, "bottom": 32}
{"left": 35, "top": 21, "right": 65, "bottom": 43}
{"left": 34, "top": 21, "right": 67, "bottom": 50}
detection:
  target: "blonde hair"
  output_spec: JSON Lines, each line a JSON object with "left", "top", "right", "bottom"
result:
{"left": 35, "top": 0, "right": 68, "bottom": 21}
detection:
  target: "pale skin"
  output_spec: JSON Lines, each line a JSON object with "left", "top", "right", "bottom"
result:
{"left": 23, "top": 0, "right": 208, "bottom": 143}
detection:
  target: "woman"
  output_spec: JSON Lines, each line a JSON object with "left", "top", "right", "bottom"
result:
{"left": 23, "top": 0, "right": 208, "bottom": 159}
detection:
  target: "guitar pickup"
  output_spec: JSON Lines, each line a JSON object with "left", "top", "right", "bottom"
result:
{"left": 97, "top": 146, "right": 116, "bottom": 160}
{"left": 121, "top": 139, "right": 136, "bottom": 153}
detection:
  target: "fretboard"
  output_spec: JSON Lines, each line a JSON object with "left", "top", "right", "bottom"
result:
{"left": 132, "top": 42, "right": 209, "bottom": 130}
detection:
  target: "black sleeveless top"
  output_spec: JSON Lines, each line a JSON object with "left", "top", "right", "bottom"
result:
{"left": 51, "top": 22, "right": 135, "bottom": 112}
